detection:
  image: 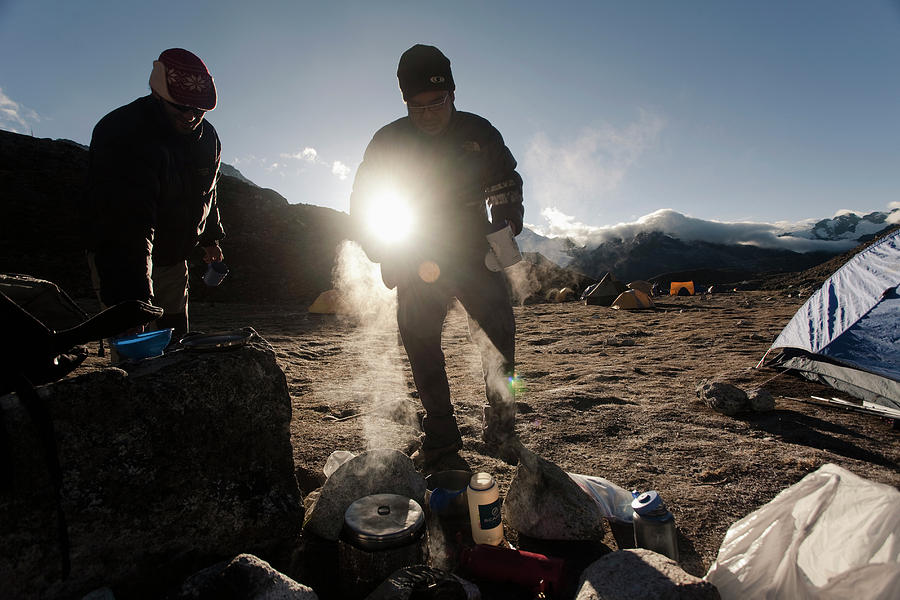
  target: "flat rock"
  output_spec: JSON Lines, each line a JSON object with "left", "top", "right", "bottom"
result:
{"left": 302, "top": 449, "right": 426, "bottom": 541}
{"left": 504, "top": 442, "right": 606, "bottom": 540}
{"left": 0, "top": 331, "right": 303, "bottom": 598}
{"left": 576, "top": 549, "right": 721, "bottom": 599}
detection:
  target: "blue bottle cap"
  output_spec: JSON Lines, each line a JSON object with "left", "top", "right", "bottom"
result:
{"left": 631, "top": 490, "right": 664, "bottom": 514}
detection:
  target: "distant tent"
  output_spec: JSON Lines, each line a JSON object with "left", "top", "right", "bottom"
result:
{"left": 583, "top": 273, "right": 627, "bottom": 306}
{"left": 627, "top": 280, "right": 652, "bottom": 296}
{"left": 761, "top": 229, "right": 900, "bottom": 410}
{"left": 556, "top": 287, "right": 576, "bottom": 302}
{"left": 611, "top": 289, "right": 655, "bottom": 310}
{"left": 308, "top": 289, "right": 345, "bottom": 315}
{"left": 671, "top": 281, "right": 694, "bottom": 296}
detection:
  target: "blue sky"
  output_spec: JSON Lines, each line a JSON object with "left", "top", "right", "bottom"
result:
{"left": 2, "top": 1, "right": 899, "bottom": 242}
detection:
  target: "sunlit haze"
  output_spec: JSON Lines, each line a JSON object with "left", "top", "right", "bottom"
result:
{"left": 1, "top": 1, "right": 898, "bottom": 241}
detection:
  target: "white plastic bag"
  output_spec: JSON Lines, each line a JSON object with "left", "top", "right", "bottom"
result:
{"left": 323, "top": 450, "right": 356, "bottom": 478}
{"left": 705, "top": 463, "right": 900, "bottom": 599}
{"left": 567, "top": 472, "right": 636, "bottom": 523}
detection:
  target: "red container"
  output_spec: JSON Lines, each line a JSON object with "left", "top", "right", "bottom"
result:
{"left": 458, "top": 544, "right": 565, "bottom": 596}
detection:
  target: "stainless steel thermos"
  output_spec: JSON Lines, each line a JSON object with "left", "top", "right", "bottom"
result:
{"left": 631, "top": 490, "right": 679, "bottom": 562}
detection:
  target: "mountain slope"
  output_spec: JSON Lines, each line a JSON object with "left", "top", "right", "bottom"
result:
{"left": 0, "top": 129, "right": 348, "bottom": 303}
{"left": 567, "top": 231, "right": 837, "bottom": 283}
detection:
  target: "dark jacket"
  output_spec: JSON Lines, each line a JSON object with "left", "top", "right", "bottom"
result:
{"left": 83, "top": 95, "right": 224, "bottom": 306}
{"left": 350, "top": 109, "right": 523, "bottom": 268}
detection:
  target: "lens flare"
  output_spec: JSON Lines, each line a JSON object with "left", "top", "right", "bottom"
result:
{"left": 507, "top": 372, "right": 526, "bottom": 395}
{"left": 366, "top": 192, "right": 414, "bottom": 244}
{"left": 418, "top": 260, "right": 440, "bottom": 283}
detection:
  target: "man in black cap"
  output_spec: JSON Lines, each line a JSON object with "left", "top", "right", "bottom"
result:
{"left": 82, "top": 48, "right": 225, "bottom": 344}
{"left": 350, "top": 44, "right": 524, "bottom": 468}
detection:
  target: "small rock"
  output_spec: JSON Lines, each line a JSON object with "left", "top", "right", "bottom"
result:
{"left": 748, "top": 388, "right": 776, "bottom": 412}
{"left": 171, "top": 553, "right": 318, "bottom": 599}
{"left": 303, "top": 449, "right": 425, "bottom": 541}
{"left": 504, "top": 442, "right": 606, "bottom": 540}
{"left": 575, "top": 549, "right": 721, "bottom": 599}
{"left": 696, "top": 380, "right": 749, "bottom": 416}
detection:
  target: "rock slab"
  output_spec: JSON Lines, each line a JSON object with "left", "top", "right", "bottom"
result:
{"left": 576, "top": 549, "right": 721, "bottom": 600}
{"left": 0, "top": 331, "right": 303, "bottom": 598}
{"left": 504, "top": 442, "right": 606, "bottom": 540}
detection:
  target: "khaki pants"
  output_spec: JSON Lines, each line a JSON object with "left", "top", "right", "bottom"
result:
{"left": 87, "top": 253, "right": 189, "bottom": 361}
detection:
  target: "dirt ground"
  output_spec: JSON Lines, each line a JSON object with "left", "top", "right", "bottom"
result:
{"left": 78, "top": 290, "right": 900, "bottom": 583}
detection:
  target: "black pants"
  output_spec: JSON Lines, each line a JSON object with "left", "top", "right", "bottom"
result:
{"left": 396, "top": 258, "right": 516, "bottom": 449}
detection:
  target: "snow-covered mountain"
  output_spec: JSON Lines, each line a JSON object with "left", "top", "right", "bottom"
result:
{"left": 780, "top": 209, "right": 898, "bottom": 243}
{"left": 516, "top": 207, "right": 898, "bottom": 283}
{"left": 516, "top": 227, "right": 578, "bottom": 267}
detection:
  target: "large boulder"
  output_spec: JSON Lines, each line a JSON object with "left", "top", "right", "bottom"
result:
{"left": 576, "top": 549, "right": 721, "bottom": 600}
{"left": 0, "top": 330, "right": 303, "bottom": 598}
{"left": 504, "top": 443, "right": 606, "bottom": 541}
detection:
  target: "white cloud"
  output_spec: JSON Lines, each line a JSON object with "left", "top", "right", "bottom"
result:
{"left": 0, "top": 87, "right": 40, "bottom": 134}
{"left": 529, "top": 207, "right": 861, "bottom": 253}
{"left": 280, "top": 145, "right": 351, "bottom": 180}
{"left": 331, "top": 160, "right": 351, "bottom": 180}
{"left": 888, "top": 208, "right": 900, "bottom": 225}
{"left": 523, "top": 109, "right": 665, "bottom": 216}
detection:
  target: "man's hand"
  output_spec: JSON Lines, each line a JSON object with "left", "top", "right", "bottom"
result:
{"left": 202, "top": 244, "right": 224, "bottom": 264}
{"left": 120, "top": 324, "right": 146, "bottom": 337}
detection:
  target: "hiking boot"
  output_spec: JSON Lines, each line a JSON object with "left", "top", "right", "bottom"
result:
{"left": 482, "top": 406, "right": 519, "bottom": 465}
{"left": 410, "top": 438, "right": 464, "bottom": 473}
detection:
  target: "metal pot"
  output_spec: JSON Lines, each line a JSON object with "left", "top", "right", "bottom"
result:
{"left": 339, "top": 493, "right": 426, "bottom": 598}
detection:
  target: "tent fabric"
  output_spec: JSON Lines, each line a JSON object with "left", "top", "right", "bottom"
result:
{"left": 764, "top": 229, "right": 900, "bottom": 409}
{"left": 583, "top": 273, "right": 627, "bottom": 306}
{"left": 308, "top": 289, "right": 345, "bottom": 314}
{"left": 611, "top": 289, "right": 654, "bottom": 310}
{"left": 627, "top": 280, "right": 652, "bottom": 296}
{"left": 556, "top": 287, "right": 576, "bottom": 302}
{"left": 670, "top": 281, "right": 694, "bottom": 296}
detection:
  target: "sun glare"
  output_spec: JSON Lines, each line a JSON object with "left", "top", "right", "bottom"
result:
{"left": 366, "top": 192, "right": 414, "bottom": 244}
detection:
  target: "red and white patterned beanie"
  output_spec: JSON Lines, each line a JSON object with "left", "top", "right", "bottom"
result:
{"left": 149, "top": 48, "right": 217, "bottom": 111}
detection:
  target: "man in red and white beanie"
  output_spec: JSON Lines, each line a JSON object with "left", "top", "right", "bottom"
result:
{"left": 82, "top": 48, "right": 226, "bottom": 349}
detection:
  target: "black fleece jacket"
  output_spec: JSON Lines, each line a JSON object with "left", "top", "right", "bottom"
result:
{"left": 82, "top": 95, "right": 224, "bottom": 306}
{"left": 350, "top": 109, "right": 523, "bottom": 267}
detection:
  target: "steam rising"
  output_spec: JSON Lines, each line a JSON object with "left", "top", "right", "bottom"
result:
{"left": 320, "top": 242, "right": 527, "bottom": 451}
{"left": 328, "top": 241, "right": 419, "bottom": 449}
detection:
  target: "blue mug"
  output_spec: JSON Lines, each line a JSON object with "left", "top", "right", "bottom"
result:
{"left": 203, "top": 261, "right": 229, "bottom": 287}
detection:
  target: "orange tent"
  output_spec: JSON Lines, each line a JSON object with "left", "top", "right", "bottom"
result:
{"left": 670, "top": 281, "right": 695, "bottom": 296}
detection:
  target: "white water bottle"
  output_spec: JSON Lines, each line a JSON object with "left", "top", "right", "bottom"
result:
{"left": 467, "top": 472, "right": 504, "bottom": 545}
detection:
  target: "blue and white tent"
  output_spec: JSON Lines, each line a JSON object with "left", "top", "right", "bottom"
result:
{"left": 762, "top": 229, "right": 900, "bottom": 410}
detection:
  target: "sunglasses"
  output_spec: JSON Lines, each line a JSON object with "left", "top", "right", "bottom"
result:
{"left": 165, "top": 99, "right": 205, "bottom": 117}
{"left": 407, "top": 94, "right": 450, "bottom": 114}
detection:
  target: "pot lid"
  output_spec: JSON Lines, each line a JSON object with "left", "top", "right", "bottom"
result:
{"left": 343, "top": 494, "right": 424, "bottom": 549}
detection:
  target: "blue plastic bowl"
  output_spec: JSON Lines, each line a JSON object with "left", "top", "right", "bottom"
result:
{"left": 110, "top": 328, "right": 173, "bottom": 360}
